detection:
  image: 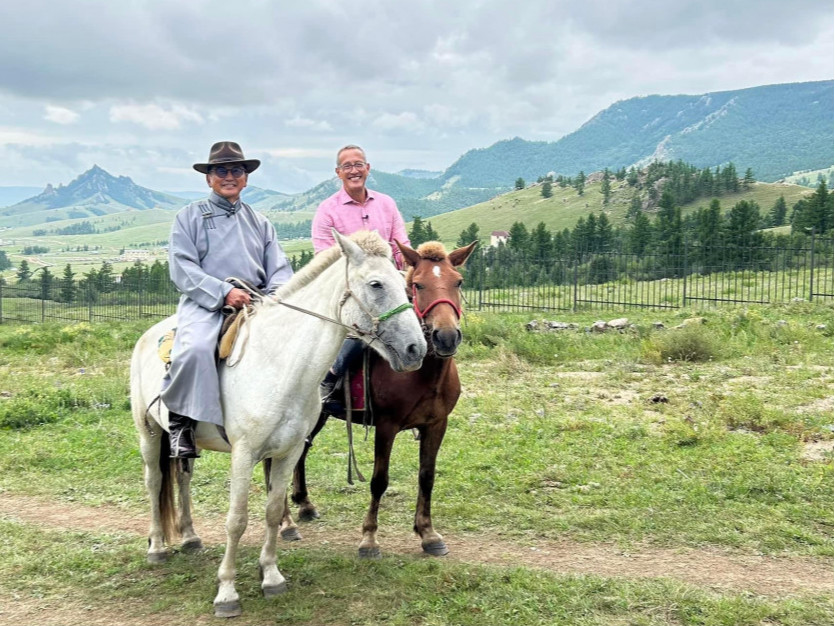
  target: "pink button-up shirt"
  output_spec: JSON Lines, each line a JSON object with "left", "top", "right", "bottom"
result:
{"left": 312, "top": 187, "right": 410, "bottom": 269}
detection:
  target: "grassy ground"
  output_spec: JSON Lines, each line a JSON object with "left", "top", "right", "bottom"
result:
{"left": 0, "top": 302, "right": 831, "bottom": 624}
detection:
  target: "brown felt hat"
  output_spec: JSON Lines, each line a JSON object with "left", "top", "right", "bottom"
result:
{"left": 193, "top": 141, "right": 260, "bottom": 174}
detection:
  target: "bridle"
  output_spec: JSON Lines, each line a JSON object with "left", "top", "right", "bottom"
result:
{"left": 273, "top": 259, "right": 412, "bottom": 345}
{"left": 411, "top": 283, "right": 462, "bottom": 321}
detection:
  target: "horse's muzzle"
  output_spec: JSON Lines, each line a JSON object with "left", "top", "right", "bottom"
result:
{"left": 431, "top": 327, "right": 462, "bottom": 358}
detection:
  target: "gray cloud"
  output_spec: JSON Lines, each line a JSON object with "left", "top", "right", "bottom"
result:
{"left": 0, "top": 0, "right": 830, "bottom": 191}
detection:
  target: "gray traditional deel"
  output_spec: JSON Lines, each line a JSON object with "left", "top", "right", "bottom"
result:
{"left": 161, "top": 191, "right": 293, "bottom": 425}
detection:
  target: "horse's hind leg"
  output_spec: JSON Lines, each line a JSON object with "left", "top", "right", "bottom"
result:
{"left": 359, "top": 422, "right": 397, "bottom": 559}
{"left": 138, "top": 424, "right": 172, "bottom": 563}
{"left": 414, "top": 420, "right": 449, "bottom": 556}
{"left": 176, "top": 458, "right": 203, "bottom": 552}
{"left": 290, "top": 412, "right": 328, "bottom": 523}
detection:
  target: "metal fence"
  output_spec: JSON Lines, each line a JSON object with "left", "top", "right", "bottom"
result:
{"left": 464, "top": 237, "right": 833, "bottom": 313}
{"left": 1, "top": 240, "right": 832, "bottom": 325}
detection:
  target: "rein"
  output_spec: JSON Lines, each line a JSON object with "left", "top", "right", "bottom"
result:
{"left": 411, "top": 284, "right": 461, "bottom": 320}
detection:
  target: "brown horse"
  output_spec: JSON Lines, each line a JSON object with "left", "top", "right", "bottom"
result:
{"left": 283, "top": 239, "right": 477, "bottom": 558}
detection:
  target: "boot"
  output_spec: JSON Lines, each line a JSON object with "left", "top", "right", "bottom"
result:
{"left": 169, "top": 411, "right": 200, "bottom": 459}
{"left": 319, "top": 373, "right": 345, "bottom": 416}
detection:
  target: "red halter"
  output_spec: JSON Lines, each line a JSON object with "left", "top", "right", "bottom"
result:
{"left": 411, "top": 283, "right": 462, "bottom": 320}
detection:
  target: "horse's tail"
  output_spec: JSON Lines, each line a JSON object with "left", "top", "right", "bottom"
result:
{"left": 158, "top": 430, "right": 179, "bottom": 545}
{"left": 263, "top": 457, "right": 272, "bottom": 493}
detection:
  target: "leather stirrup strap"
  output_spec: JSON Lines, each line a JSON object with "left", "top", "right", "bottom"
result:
{"left": 345, "top": 381, "right": 365, "bottom": 485}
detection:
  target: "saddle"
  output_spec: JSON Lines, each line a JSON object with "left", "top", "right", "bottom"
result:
{"left": 157, "top": 278, "right": 265, "bottom": 365}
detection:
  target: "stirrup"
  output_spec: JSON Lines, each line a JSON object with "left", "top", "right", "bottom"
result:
{"left": 170, "top": 424, "right": 200, "bottom": 459}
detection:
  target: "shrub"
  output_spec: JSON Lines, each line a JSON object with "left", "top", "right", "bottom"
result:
{"left": 644, "top": 324, "right": 720, "bottom": 363}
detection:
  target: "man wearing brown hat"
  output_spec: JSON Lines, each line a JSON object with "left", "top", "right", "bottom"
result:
{"left": 161, "top": 141, "right": 294, "bottom": 458}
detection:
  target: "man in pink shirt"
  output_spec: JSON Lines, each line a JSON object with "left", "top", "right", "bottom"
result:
{"left": 312, "top": 144, "right": 411, "bottom": 414}
{"left": 311, "top": 144, "right": 410, "bottom": 269}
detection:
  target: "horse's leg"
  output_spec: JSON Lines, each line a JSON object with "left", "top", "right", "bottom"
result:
{"left": 260, "top": 451, "right": 302, "bottom": 597}
{"left": 290, "top": 412, "right": 328, "bottom": 522}
{"left": 139, "top": 424, "right": 173, "bottom": 563}
{"left": 278, "top": 492, "right": 301, "bottom": 542}
{"left": 414, "top": 420, "right": 449, "bottom": 556}
{"left": 176, "top": 458, "right": 203, "bottom": 552}
{"left": 213, "top": 446, "right": 254, "bottom": 618}
{"left": 358, "top": 422, "right": 397, "bottom": 559}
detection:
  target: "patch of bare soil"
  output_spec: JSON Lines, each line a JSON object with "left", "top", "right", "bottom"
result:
{"left": 1, "top": 492, "right": 831, "bottom": 603}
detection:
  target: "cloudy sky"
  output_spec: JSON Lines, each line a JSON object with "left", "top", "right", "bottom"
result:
{"left": 0, "top": 0, "right": 831, "bottom": 194}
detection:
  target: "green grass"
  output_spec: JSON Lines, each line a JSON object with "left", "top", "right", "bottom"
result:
{"left": 2, "top": 521, "right": 831, "bottom": 625}
{"left": 0, "top": 306, "right": 831, "bottom": 623}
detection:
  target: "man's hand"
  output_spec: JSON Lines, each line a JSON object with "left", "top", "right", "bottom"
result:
{"left": 225, "top": 287, "right": 252, "bottom": 309}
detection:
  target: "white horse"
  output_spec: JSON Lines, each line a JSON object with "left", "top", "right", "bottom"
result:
{"left": 130, "top": 230, "right": 426, "bottom": 618}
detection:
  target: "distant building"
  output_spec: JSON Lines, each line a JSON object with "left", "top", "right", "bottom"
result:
{"left": 122, "top": 249, "right": 150, "bottom": 262}
{"left": 490, "top": 230, "right": 509, "bottom": 247}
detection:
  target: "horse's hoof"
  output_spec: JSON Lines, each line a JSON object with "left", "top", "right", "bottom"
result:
{"left": 298, "top": 508, "right": 320, "bottom": 522}
{"left": 358, "top": 546, "right": 382, "bottom": 559}
{"left": 262, "top": 582, "right": 288, "bottom": 597}
{"left": 147, "top": 551, "right": 168, "bottom": 564}
{"left": 181, "top": 538, "right": 204, "bottom": 553}
{"left": 422, "top": 541, "right": 449, "bottom": 557}
{"left": 214, "top": 600, "right": 242, "bottom": 618}
{"left": 281, "top": 527, "right": 302, "bottom": 542}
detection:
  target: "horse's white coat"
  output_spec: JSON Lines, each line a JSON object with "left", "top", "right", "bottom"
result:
{"left": 130, "top": 231, "right": 426, "bottom": 617}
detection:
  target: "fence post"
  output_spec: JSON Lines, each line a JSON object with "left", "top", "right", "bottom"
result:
{"left": 572, "top": 250, "right": 579, "bottom": 312}
{"left": 682, "top": 237, "right": 688, "bottom": 308}
{"left": 809, "top": 228, "right": 816, "bottom": 301}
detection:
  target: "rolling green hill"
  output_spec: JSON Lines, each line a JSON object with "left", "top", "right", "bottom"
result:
{"left": 417, "top": 178, "right": 815, "bottom": 247}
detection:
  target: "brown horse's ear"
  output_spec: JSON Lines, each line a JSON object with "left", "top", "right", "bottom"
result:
{"left": 395, "top": 239, "right": 422, "bottom": 268}
{"left": 448, "top": 241, "right": 478, "bottom": 268}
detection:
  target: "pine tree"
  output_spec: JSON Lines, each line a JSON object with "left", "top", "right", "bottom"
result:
{"left": 515, "top": 177, "right": 525, "bottom": 190}
{"left": 742, "top": 168, "right": 755, "bottom": 190}
{"left": 38, "top": 267, "right": 53, "bottom": 300}
{"left": 541, "top": 180, "right": 552, "bottom": 198}
{"left": 597, "top": 213, "right": 613, "bottom": 251}
{"left": 768, "top": 195, "right": 788, "bottom": 227}
{"left": 601, "top": 168, "right": 611, "bottom": 205}
{"left": 409, "top": 217, "right": 427, "bottom": 246}
{"left": 508, "top": 222, "right": 530, "bottom": 254}
{"left": 626, "top": 194, "right": 643, "bottom": 221}
{"left": 16, "top": 259, "right": 32, "bottom": 282}
{"left": 629, "top": 212, "right": 652, "bottom": 256}
{"left": 456, "top": 223, "right": 480, "bottom": 248}
{"left": 574, "top": 171, "right": 586, "bottom": 196}
{"left": 60, "top": 264, "right": 76, "bottom": 302}
{"left": 530, "top": 222, "right": 552, "bottom": 259}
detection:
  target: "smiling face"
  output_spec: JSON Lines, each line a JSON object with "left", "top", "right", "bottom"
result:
{"left": 207, "top": 164, "right": 248, "bottom": 203}
{"left": 335, "top": 147, "right": 370, "bottom": 201}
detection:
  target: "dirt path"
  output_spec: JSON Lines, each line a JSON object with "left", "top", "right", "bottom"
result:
{"left": 2, "top": 491, "right": 831, "bottom": 602}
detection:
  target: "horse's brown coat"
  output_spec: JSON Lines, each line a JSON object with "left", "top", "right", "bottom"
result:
{"left": 288, "top": 240, "right": 477, "bottom": 557}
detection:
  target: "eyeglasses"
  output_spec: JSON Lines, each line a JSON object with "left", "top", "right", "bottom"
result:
{"left": 338, "top": 161, "right": 367, "bottom": 172}
{"left": 211, "top": 165, "right": 247, "bottom": 178}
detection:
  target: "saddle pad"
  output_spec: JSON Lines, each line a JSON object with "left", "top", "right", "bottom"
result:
{"left": 219, "top": 313, "right": 244, "bottom": 360}
{"left": 349, "top": 367, "right": 365, "bottom": 411}
{"left": 157, "top": 329, "right": 176, "bottom": 364}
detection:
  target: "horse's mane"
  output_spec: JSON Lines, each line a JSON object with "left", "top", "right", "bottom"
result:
{"left": 272, "top": 230, "right": 392, "bottom": 301}
{"left": 404, "top": 240, "right": 447, "bottom": 285}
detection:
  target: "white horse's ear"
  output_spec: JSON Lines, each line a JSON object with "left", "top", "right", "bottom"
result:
{"left": 333, "top": 229, "right": 365, "bottom": 265}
